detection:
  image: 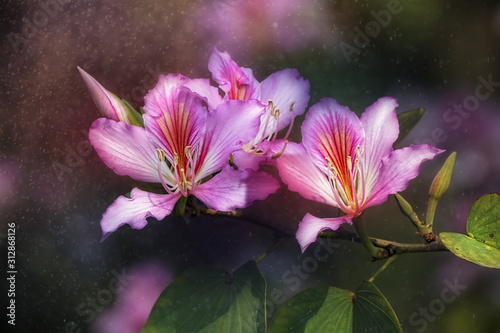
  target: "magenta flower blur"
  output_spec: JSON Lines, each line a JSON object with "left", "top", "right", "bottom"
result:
{"left": 275, "top": 97, "right": 444, "bottom": 252}
{"left": 200, "top": 48, "right": 310, "bottom": 170}
{"left": 89, "top": 74, "right": 280, "bottom": 240}
{"left": 91, "top": 261, "right": 172, "bottom": 333}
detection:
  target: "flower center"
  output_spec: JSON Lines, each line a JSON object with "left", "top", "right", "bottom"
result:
{"left": 243, "top": 99, "right": 296, "bottom": 158}
{"left": 156, "top": 146, "right": 196, "bottom": 196}
{"left": 325, "top": 145, "right": 366, "bottom": 214}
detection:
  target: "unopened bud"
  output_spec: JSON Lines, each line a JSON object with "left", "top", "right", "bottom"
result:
{"left": 427, "top": 152, "right": 457, "bottom": 226}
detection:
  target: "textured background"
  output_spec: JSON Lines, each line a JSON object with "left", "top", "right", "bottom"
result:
{"left": 1, "top": 0, "right": 499, "bottom": 332}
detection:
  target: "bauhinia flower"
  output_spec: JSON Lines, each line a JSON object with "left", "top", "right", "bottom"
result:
{"left": 89, "top": 73, "right": 280, "bottom": 240}
{"left": 78, "top": 66, "right": 143, "bottom": 126}
{"left": 275, "top": 97, "right": 444, "bottom": 252}
{"left": 200, "top": 48, "right": 310, "bottom": 169}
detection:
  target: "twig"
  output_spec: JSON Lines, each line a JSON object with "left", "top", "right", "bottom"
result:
{"left": 255, "top": 236, "right": 290, "bottom": 263}
{"left": 318, "top": 229, "right": 448, "bottom": 258}
{"left": 368, "top": 255, "right": 399, "bottom": 283}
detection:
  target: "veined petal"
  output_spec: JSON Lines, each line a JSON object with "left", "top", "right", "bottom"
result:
{"left": 194, "top": 99, "right": 265, "bottom": 179}
{"left": 275, "top": 141, "right": 338, "bottom": 207}
{"left": 365, "top": 144, "right": 444, "bottom": 208}
{"left": 182, "top": 78, "right": 223, "bottom": 111}
{"left": 191, "top": 166, "right": 279, "bottom": 211}
{"left": 296, "top": 213, "right": 353, "bottom": 252}
{"left": 208, "top": 48, "right": 260, "bottom": 101}
{"left": 143, "top": 74, "right": 207, "bottom": 165}
{"left": 260, "top": 68, "right": 310, "bottom": 135}
{"left": 360, "top": 97, "right": 399, "bottom": 194}
{"left": 302, "top": 98, "right": 364, "bottom": 189}
{"left": 78, "top": 66, "right": 129, "bottom": 123}
{"left": 89, "top": 118, "right": 172, "bottom": 183}
{"left": 101, "top": 188, "right": 181, "bottom": 241}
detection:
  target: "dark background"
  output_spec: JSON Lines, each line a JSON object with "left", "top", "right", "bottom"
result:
{"left": 1, "top": 0, "right": 499, "bottom": 332}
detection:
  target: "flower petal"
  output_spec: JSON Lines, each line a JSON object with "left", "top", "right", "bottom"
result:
{"left": 182, "top": 78, "right": 223, "bottom": 111}
{"left": 302, "top": 98, "right": 364, "bottom": 185}
{"left": 194, "top": 99, "right": 265, "bottom": 179}
{"left": 143, "top": 74, "right": 207, "bottom": 165}
{"left": 101, "top": 188, "right": 181, "bottom": 241}
{"left": 78, "top": 66, "right": 129, "bottom": 123}
{"left": 359, "top": 97, "right": 399, "bottom": 193}
{"left": 231, "top": 149, "right": 268, "bottom": 171}
{"left": 260, "top": 68, "right": 310, "bottom": 135}
{"left": 208, "top": 48, "right": 260, "bottom": 101}
{"left": 191, "top": 166, "right": 279, "bottom": 211}
{"left": 365, "top": 144, "right": 445, "bottom": 208}
{"left": 275, "top": 141, "right": 338, "bottom": 207}
{"left": 296, "top": 213, "right": 353, "bottom": 252}
{"left": 89, "top": 118, "right": 172, "bottom": 183}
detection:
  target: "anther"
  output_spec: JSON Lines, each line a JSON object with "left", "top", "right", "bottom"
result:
{"left": 274, "top": 109, "right": 280, "bottom": 120}
{"left": 268, "top": 100, "right": 275, "bottom": 117}
{"left": 156, "top": 148, "right": 166, "bottom": 162}
{"left": 185, "top": 146, "right": 192, "bottom": 159}
{"left": 289, "top": 101, "right": 296, "bottom": 112}
{"left": 347, "top": 156, "right": 352, "bottom": 171}
{"left": 325, "top": 156, "right": 333, "bottom": 168}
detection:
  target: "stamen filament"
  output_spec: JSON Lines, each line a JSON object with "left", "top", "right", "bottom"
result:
{"left": 282, "top": 105, "right": 296, "bottom": 142}
{"left": 325, "top": 157, "right": 350, "bottom": 212}
{"left": 262, "top": 109, "right": 280, "bottom": 154}
{"left": 156, "top": 148, "right": 173, "bottom": 195}
{"left": 184, "top": 146, "right": 196, "bottom": 191}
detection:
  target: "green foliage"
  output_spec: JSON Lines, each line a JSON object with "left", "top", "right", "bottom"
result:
{"left": 394, "top": 107, "right": 425, "bottom": 146}
{"left": 268, "top": 281, "right": 401, "bottom": 333}
{"left": 440, "top": 233, "right": 500, "bottom": 269}
{"left": 142, "top": 261, "right": 267, "bottom": 332}
{"left": 467, "top": 193, "right": 500, "bottom": 249}
{"left": 440, "top": 193, "right": 500, "bottom": 269}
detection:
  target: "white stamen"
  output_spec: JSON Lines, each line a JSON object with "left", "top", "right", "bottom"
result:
{"left": 156, "top": 148, "right": 173, "bottom": 195}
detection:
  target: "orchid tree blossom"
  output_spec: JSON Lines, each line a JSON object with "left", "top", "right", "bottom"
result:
{"left": 78, "top": 66, "right": 142, "bottom": 126}
{"left": 89, "top": 74, "right": 280, "bottom": 240}
{"left": 275, "top": 97, "right": 444, "bottom": 252}
{"left": 198, "top": 48, "right": 310, "bottom": 170}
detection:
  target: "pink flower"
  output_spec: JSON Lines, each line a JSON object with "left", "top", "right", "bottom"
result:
{"left": 194, "top": 48, "right": 310, "bottom": 170}
{"left": 275, "top": 97, "right": 444, "bottom": 252}
{"left": 89, "top": 74, "right": 280, "bottom": 240}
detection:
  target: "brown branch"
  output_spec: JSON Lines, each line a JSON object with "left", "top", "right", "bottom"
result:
{"left": 318, "top": 229, "right": 449, "bottom": 259}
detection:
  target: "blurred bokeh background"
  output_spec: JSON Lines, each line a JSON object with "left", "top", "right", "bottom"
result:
{"left": 1, "top": 0, "right": 499, "bottom": 332}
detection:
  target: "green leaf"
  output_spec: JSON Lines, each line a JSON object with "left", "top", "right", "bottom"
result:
{"left": 466, "top": 193, "right": 500, "bottom": 249}
{"left": 439, "top": 232, "right": 500, "bottom": 269}
{"left": 439, "top": 193, "right": 500, "bottom": 269}
{"left": 353, "top": 281, "right": 402, "bottom": 333}
{"left": 142, "top": 261, "right": 266, "bottom": 333}
{"left": 394, "top": 107, "right": 425, "bottom": 146}
{"left": 269, "top": 281, "right": 401, "bottom": 333}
